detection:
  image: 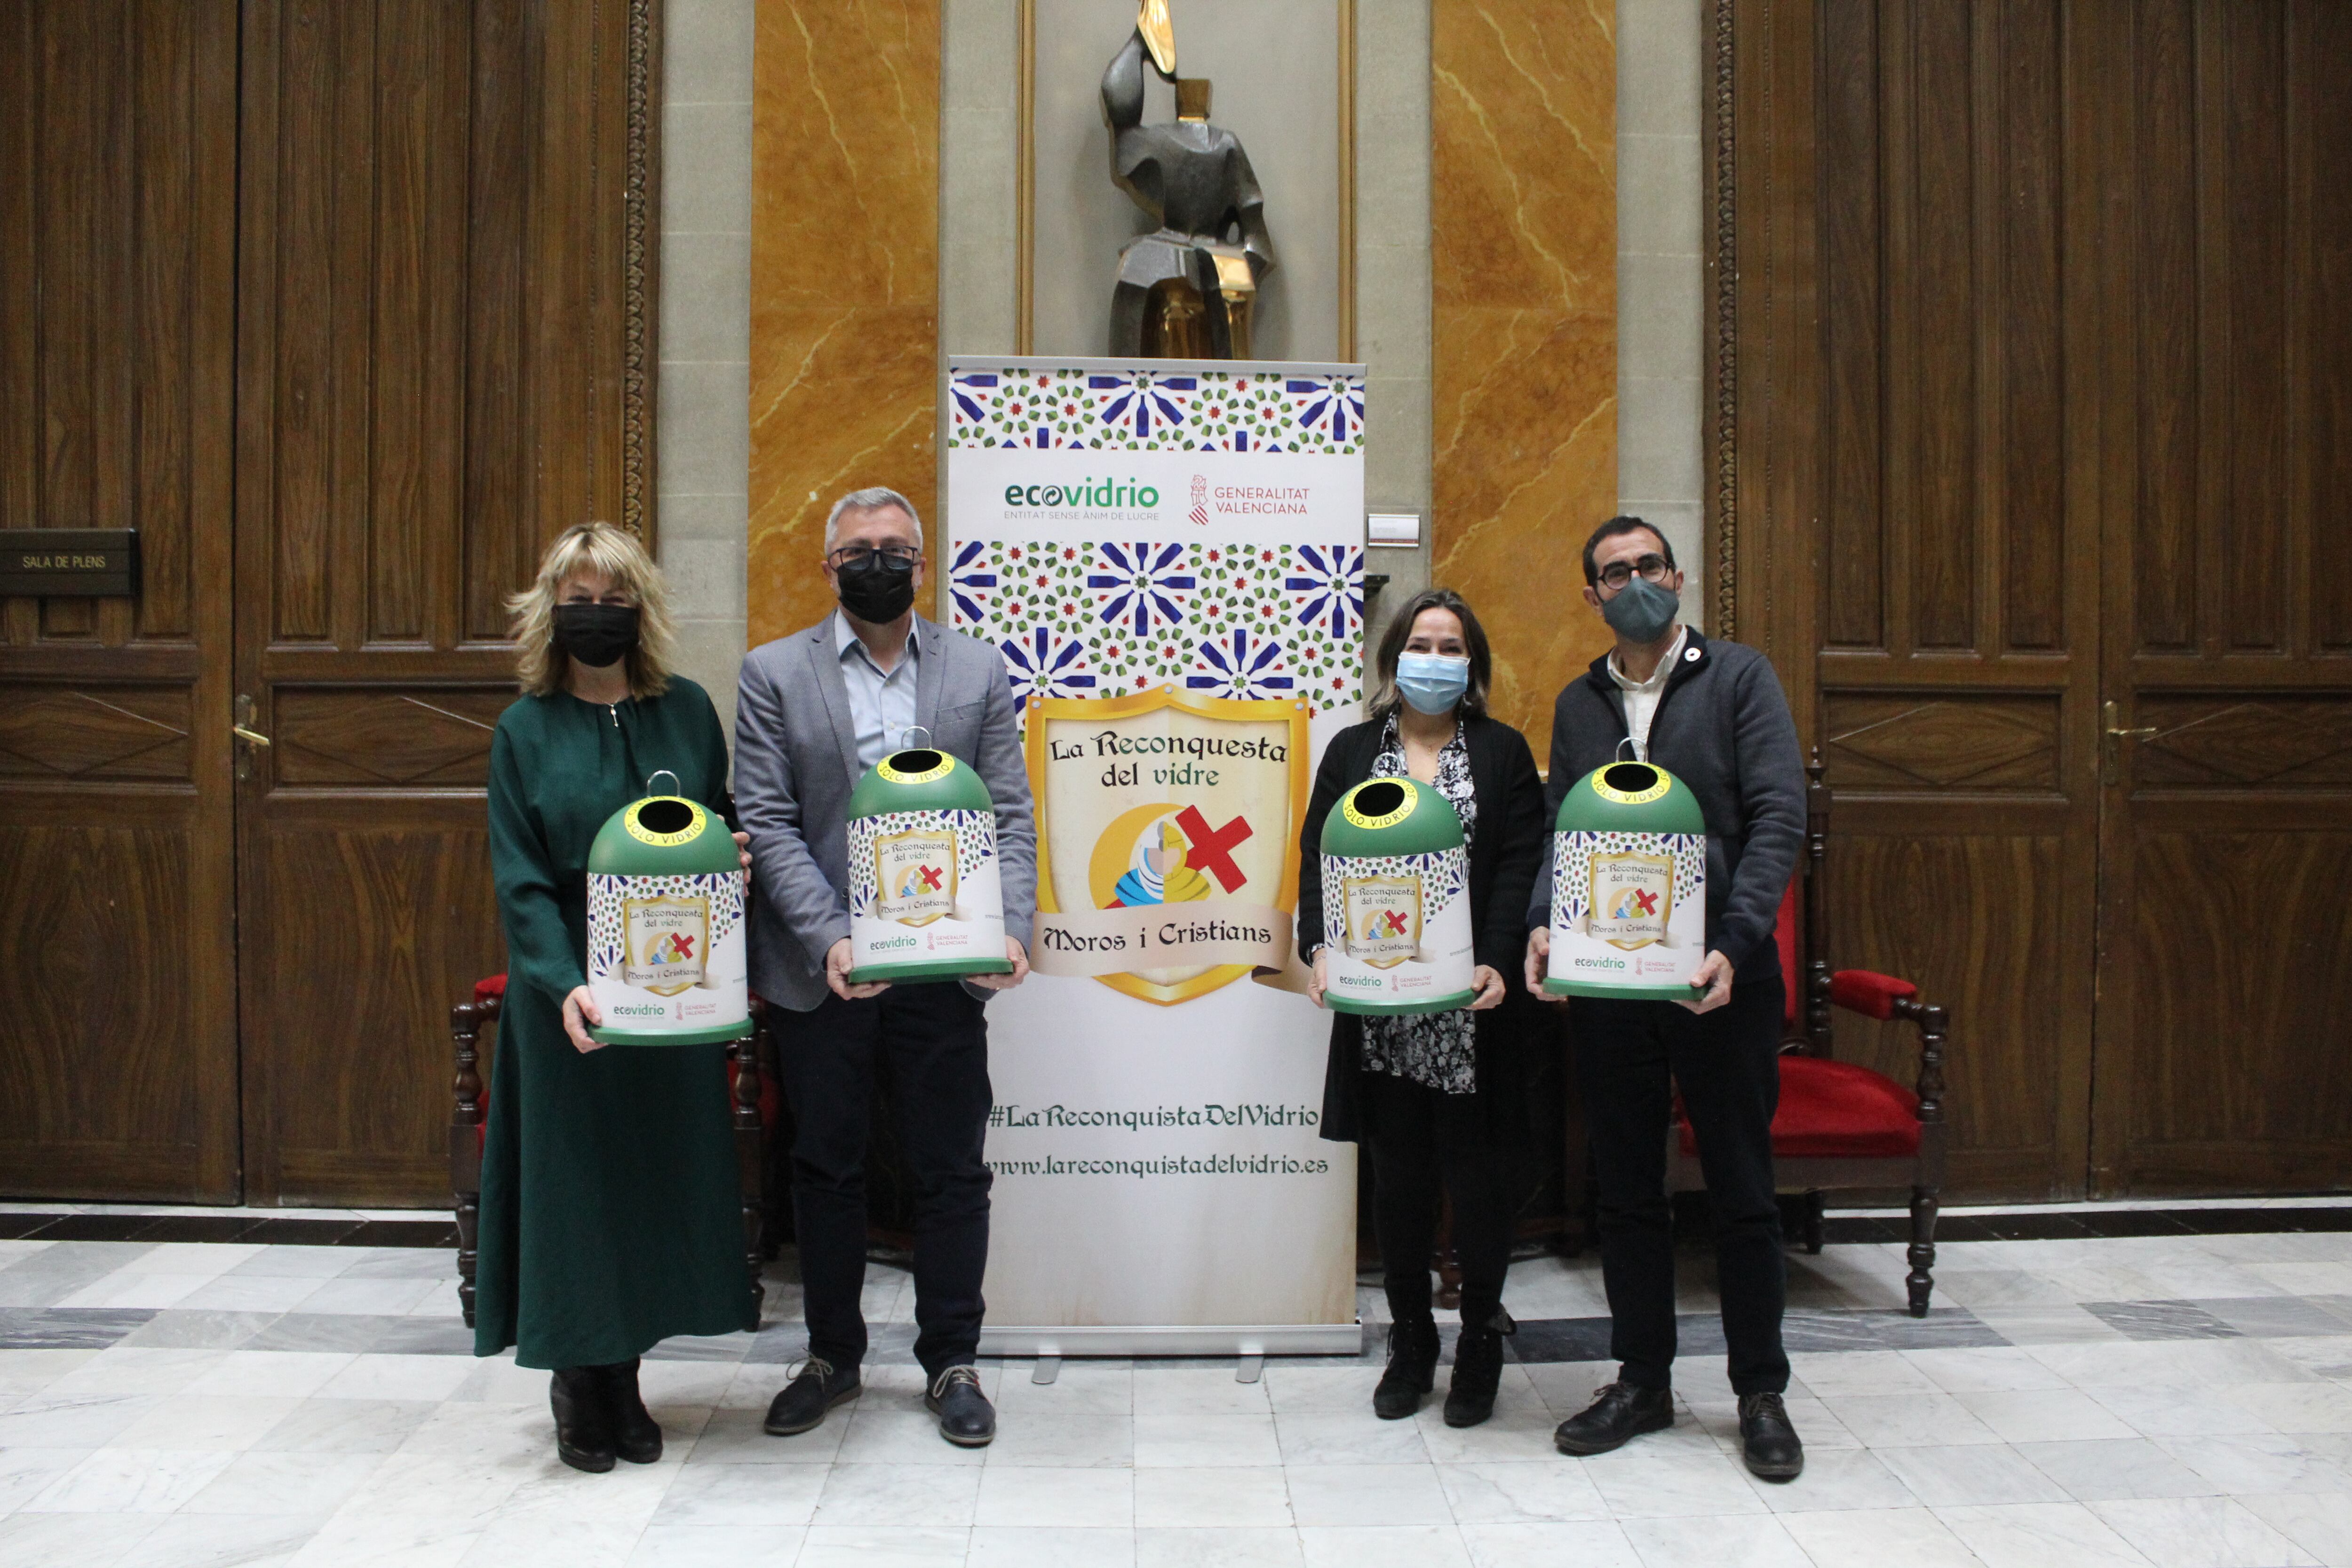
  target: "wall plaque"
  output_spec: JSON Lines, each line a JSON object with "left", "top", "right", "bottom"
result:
{"left": 0, "top": 529, "right": 139, "bottom": 597}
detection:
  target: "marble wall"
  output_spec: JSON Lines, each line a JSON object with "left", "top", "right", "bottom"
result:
{"left": 1430, "top": 0, "right": 1617, "bottom": 759}
{"left": 745, "top": 0, "right": 942, "bottom": 649}
{"left": 659, "top": 0, "right": 756, "bottom": 740}
{"left": 697, "top": 1, "right": 1704, "bottom": 764}
{"left": 1616, "top": 0, "right": 1706, "bottom": 610}
{"left": 1028, "top": 0, "right": 1343, "bottom": 362}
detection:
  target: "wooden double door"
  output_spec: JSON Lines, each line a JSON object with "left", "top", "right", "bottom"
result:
{"left": 1729, "top": 0, "right": 2352, "bottom": 1198}
{"left": 0, "top": 0, "right": 650, "bottom": 1205}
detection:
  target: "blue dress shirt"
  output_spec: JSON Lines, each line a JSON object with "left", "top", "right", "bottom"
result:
{"left": 834, "top": 610, "right": 921, "bottom": 771}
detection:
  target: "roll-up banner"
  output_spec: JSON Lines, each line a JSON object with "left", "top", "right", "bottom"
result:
{"left": 945, "top": 357, "right": 1367, "bottom": 1355}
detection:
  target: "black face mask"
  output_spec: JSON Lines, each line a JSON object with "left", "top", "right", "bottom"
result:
{"left": 552, "top": 602, "right": 641, "bottom": 669}
{"left": 834, "top": 550, "right": 917, "bottom": 624}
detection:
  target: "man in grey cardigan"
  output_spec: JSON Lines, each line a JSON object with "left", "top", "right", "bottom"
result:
{"left": 734, "top": 487, "right": 1036, "bottom": 1449}
{"left": 1524, "top": 516, "right": 1808, "bottom": 1480}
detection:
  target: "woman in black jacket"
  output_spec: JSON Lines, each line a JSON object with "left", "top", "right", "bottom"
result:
{"left": 1298, "top": 588, "right": 1548, "bottom": 1428}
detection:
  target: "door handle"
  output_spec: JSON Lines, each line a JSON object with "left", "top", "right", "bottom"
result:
{"left": 233, "top": 694, "right": 270, "bottom": 782}
{"left": 232, "top": 693, "right": 271, "bottom": 748}
{"left": 2101, "top": 700, "right": 2156, "bottom": 785}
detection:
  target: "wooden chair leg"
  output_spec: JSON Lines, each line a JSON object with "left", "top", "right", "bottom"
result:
{"left": 1906, "top": 1183, "right": 1939, "bottom": 1317}
{"left": 449, "top": 999, "right": 490, "bottom": 1331}
{"left": 732, "top": 1011, "right": 769, "bottom": 1332}
{"left": 1433, "top": 1192, "right": 1462, "bottom": 1312}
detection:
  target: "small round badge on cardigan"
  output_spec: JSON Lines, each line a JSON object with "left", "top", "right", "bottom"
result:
{"left": 1318, "top": 778, "right": 1476, "bottom": 1016}
{"left": 845, "top": 745, "right": 1013, "bottom": 985}
{"left": 585, "top": 778, "right": 753, "bottom": 1045}
{"left": 1544, "top": 760, "right": 1709, "bottom": 1000}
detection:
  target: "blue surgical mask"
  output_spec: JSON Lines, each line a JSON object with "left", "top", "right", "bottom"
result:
{"left": 1394, "top": 653, "right": 1470, "bottom": 716}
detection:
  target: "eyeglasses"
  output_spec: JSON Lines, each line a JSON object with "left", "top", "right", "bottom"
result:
{"left": 827, "top": 543, "right": 921, "bottom": 570}
{"left": 1596, "top": 553, "right": 1672, "bottom": 592}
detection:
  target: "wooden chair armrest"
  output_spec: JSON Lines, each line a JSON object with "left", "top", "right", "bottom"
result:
{"left": 1828, "top": 968, "right": 1918, "bottom": 1019}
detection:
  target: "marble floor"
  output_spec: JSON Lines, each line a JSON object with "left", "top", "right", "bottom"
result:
{"left": 2, "top": 1206, "right": 2350, "bottom": 1568}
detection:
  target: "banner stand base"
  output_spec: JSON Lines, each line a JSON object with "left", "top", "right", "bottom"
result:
{"left": 978, "top": 1322, "right": 1364, "bottom": 1359}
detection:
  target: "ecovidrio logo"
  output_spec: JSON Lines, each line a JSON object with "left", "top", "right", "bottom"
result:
{"left": 1001, "top": 477, "right": 1161, "bottom": 512}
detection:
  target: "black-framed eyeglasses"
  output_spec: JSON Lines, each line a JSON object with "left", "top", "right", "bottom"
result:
{"left": 1597, "top": 553, "right": 1671, "bottom": 592}
{"left": 827, "top": 543, "right": 921, "bottom": 570}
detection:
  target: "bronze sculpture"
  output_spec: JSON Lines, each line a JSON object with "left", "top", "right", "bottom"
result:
{"left": 1102, "top": 0, "right": 1276, "bottom": 358}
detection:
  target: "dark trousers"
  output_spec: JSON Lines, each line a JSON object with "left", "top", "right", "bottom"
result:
{"left": 1570, "top": 975, "right": 1789, "bottom": 1395}
{"left": 776, "top": 981, "right": 992, "bottom": 1377}
{"left": 1361, "top": 1072, "right": 1517, "bottom": 1330}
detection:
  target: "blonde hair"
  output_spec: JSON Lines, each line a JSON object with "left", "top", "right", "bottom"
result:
{"left": 506, "top": 522, "right": 678, "bottom": 699}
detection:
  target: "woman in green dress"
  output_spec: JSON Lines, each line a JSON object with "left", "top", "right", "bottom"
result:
{"left": 475, "top": 520, "right": 754, "bottom": 1473}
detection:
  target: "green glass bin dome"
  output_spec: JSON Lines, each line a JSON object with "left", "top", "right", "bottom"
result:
{"left": 1543, "top": 759, "right": 1708, "bottom": 1001}
{"left": 585, "top": 792, "right": 753, "bottom": 1045}
{"left": 845, "top": 748, "right": 1014, "bottom": 985}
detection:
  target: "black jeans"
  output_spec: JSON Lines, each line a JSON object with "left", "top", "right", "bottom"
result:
{"left": 1361, "top": 1072, "right": 1517, "bottom": 1330}
{"left": 1570, "top": 975, "right": 1788, "bottom": 1395}
{"left": 776, "top": 981, "right": 993, "bottom": 1376}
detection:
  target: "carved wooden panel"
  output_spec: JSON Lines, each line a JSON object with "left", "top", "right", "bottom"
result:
{"left": 1822, "top": 828, "right": 2069, "bottom": 1183}
{"left": 2089, "top": 4, "right": 2352, "bottom": 1193}
{"left": 2122, "top": 826, "right": 2352, "bottom": 1156}
{"left": 272, "top": 688, "right": 508, "bottom": 787}
{"left": 243, "top": 806, "right": 504, "bottom": 1206}
{"left": 1816, "top": 0, "right": 2069, "bottom": 658}
{"left": 2122, "top": 0, "right": 2337, "bottom": 660}
{"left": 1, "top": 0, "right": 235, "bottom": 651}
{"left": 2130, "top": 696, "right": 2352, "bottom": 790}
{"left": 0, "top": 685, "right": 192, "bottom": 780}
{"left": 1822, "top": 694, "right": 2059, "bottom": 793}
{"left": 0, "top": 817, "right": 233, "bottom": 1195}
{"left": 233, "top": 0, "right": 650, "bottom": 1203}
{"left": 0, "top": 1, "right": 240, "bottom": 1201}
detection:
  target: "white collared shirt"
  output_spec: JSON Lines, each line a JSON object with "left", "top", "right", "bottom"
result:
{"left": 1607, "top": 625, "right": 1690, "bottom": 762}
{"left": 834, "top": 611, "right": 920, "bottom": 771}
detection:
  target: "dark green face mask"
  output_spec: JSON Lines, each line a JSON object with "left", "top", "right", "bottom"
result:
{"left": 1601, "top": 576, "right": 1679, "bottom": 643}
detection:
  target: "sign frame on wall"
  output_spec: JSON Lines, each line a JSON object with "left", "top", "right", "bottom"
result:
{"left": 943, "top": 355, "right": 1367, "bottom": 1358}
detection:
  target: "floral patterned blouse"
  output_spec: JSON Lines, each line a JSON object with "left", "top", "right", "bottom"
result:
{"left": 1359, "top": 711, "right": 1479, "bottom": 1095}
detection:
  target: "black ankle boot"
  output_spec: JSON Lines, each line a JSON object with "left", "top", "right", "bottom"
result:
{"left": 603, "top": 1358, "right": 662, "bottom": 1464}
{"left": 1443, "top": 1309, "right": 1514, "bottom": 1428}
{"left": 549, "top": 1366, "right": 616, "bottom": 1473}
{"left": 1374, "top": 1318, "right": 1440, "bottom": 1420}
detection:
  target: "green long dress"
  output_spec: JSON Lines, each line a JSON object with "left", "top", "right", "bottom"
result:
{"left": 473, "top": 676, "right": 753, "bottom": 1368}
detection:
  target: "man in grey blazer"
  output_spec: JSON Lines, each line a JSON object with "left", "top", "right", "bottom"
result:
{"left": 734, "top": 486, "right": 1036, "bottom": 1449}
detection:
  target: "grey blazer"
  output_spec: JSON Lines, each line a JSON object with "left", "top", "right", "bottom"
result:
{"left": 735, "top": 613, "right": 1038, "bottom": 1012}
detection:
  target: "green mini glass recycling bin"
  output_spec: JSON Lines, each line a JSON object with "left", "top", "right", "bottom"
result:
{"left": 585, "top": 788, "right": 753, "bottom": 1044}
{"left": 845, "top": 747, "right": 1012, "bottom": 985}
{"left": 1317, "top": 777, "right": 1475, "bottom": 1015}
{"left": 1542, "top": 758, "right": 1709, "bottom": 1000}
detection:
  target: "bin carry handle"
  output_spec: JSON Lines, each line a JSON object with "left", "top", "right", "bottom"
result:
{"left": 1614, "top": 736, "right": 1637, "bottom": 762}
{"left": 897, "top": 725, "right": 933, "bottom": 752}
{"left": 645, "top": 769, "right": 682, "bottom": 798}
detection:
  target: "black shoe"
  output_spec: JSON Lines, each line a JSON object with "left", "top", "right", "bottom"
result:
{"left": 602, "top": 1358, "right": 662, "bottom": 1464}
{"left": 1374, "top": 1318, "right": 1440, "bottom": 1420}
{"left": 925, "top": 1364, "right": 995, "bottom": 1447}
{"left": 1738, "top": 1392, "right": 1804, "bottom": 1480}
{"left": 763, "top": 1355, "right": 862, "bottom": 1436}
{"left": 550, "top": 1366, "right": 616, "bottom": 1473}
{"left": 1552, "top": 1381, "right": 1674, "bottom": 1456}
{"left": 1443, "top": 1309, "right": 1515, "bottom": 1429}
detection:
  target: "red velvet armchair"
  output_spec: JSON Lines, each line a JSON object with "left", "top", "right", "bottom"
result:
{"left": 1666, "top": 752, "right": 1951, "bottom": 1316}
{"left": 448, "top": 977, "right": 776, "bottom": 1330}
